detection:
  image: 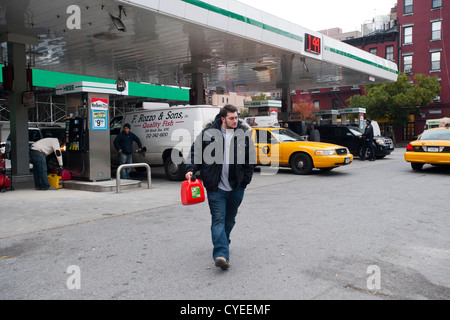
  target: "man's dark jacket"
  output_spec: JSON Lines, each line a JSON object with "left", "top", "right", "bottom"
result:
{"left": 185, "top": 115, "right": 256, "bottom": 192}
{"left": 362, "top": 123, "right": 374, "bottom": 141}
{"left": 113, "top": 131, "right": 142, "bottom": 155}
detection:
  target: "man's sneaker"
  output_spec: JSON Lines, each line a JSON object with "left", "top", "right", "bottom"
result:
{"left": 215, "top": 257, "right": 229, "bottom": 270}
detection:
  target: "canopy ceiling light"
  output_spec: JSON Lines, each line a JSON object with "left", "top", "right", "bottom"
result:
{"left": 110, "top": 5, "right": 127, "bottom": 32}
{"left": 116, "top": 78, "right": 126, "bottom": 92}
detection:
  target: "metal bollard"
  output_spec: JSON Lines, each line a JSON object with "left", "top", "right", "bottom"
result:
{"left": 116, "top": 163, "right": 152, "bottom": 193}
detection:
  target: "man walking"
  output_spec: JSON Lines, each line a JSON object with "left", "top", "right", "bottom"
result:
{"left": 29, "top": 137, "right": 64, "bottom": 190}
{"left": 113, "top": 123, "right": 142, "bottom": 179}
{"left": 360, "top": 119, "right": 375, "bottom": 161}
{"left": 185, "top": 105, "right": 256, "bottom": 270}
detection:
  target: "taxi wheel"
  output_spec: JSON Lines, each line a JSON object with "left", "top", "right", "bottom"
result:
{"left": 290, "top": 153, "right": 313, "bottom": 175}
{"left": 411, "top": 162, "right": 423, "bottom": 171}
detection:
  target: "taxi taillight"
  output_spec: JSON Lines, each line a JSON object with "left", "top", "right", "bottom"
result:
{"left": 406, "top": 143, "right": 414, "bottom": 151}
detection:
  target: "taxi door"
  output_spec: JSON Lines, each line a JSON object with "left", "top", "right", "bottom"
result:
{"left": 253, "top": 129, "right": 279, "bottom": 166}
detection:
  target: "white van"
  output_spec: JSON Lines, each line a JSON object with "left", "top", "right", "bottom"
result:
{"left": 110, "top": 103, "right": 220, "bottom": 180}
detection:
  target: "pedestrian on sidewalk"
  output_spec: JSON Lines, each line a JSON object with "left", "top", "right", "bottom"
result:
{"left": 185, "top": 104, "right": 256, "bottom": 270}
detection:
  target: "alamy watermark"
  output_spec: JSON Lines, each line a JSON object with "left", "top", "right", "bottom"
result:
{"left": 66, "top": 5, "right": 81, "bottom": 30}
{"left": 366, "top": 265, "right": 381, "bottom": 290}
{"left": 66, "top": 265, "right": 81, "bottom": 289}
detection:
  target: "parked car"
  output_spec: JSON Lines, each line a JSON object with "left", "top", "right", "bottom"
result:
{"left": 251, "top": 127, "right": 353, "bottom": 174}
{"left": 316, "top": 124, "right": 394, "bottom": 159}
{"left": 405, "top": 127, "right": 450, "bottom": 170}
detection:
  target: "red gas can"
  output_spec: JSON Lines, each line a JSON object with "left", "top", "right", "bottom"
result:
{"left": 0, "top": 174, "right": 11, "bottom": 189}
{"left": 61, "top": 169, "right": 71, "bottom": 181}
{"left": 181, "top": 175, "right": 205, "bottom": 206}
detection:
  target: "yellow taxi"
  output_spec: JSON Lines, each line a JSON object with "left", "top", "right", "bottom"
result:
{"left": 404, "top": 127, "right": 450, "bottom": 170}
{"left": 251, "top": 127, "right": 353, "bottom": 174}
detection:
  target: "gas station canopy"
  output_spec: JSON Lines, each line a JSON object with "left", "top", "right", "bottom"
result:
{"left": 0, "top": 0, "right": 398, "bottom": 92}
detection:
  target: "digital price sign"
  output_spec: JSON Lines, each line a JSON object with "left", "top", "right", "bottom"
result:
{"left": 305, "top": 33, "right": 321, "bottom": 55}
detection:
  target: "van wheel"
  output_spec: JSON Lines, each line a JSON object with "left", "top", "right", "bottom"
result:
{"left": 164, "top": 157, "right": 185, "bottom": 181}
{"left": 290, "top": 153, "right": 313, "bottom": 175}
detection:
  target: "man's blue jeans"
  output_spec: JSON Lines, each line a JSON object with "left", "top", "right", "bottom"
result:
{"left": 29, "top": 150, "right": 50, "bottom": 190}
{"left": 206, "top": 188, "right": 245, "bottom": 262}
{"left": 362, "top": 139, "right": 375, "bottom": 160}
{"left": 119, "top": 152, "right": 132, "bottom": 179}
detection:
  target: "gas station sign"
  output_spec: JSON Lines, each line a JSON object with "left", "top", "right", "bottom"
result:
{"left": 90, "top": 98, "right": 108, "bottom": 131}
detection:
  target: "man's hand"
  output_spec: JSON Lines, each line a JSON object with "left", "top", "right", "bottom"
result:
{"left": 185, "top": 171, "right": 193, "bottom": 180}
{"left": 118, "top": 149, "right": 122, "bottom": 153}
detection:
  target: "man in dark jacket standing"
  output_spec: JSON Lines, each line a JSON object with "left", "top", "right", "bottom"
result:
{"left": 185, "top": 105, "right": 256, "bottom": 270}
{"left": 113, "top": 123, "right": 142, "bottom": 179}
{"left": 360, "top": 119, "right": 375, "bottom": 161}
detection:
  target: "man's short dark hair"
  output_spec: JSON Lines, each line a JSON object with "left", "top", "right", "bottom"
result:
{"left": 219, "top": 104, "right": 238, "bottom": 118}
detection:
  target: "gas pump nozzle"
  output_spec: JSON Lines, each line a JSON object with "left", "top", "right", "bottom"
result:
{"left": 136, "top": 146, "right": 147, "bottom": 157}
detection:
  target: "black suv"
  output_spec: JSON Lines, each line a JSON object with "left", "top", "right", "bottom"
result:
{"left": 316, "top": 125, "right": 394, "bottom": 159}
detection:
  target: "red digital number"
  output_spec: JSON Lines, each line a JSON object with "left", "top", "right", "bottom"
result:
{"left": 305, "top": 33, "right": 320, "bottom": 54}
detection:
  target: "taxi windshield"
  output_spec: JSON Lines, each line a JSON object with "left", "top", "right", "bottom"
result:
{"left": 419, "top": 129, "right": 450, "bottom": 140}
{"left": 270, "top": 129, "right": 302, "bottom": 142}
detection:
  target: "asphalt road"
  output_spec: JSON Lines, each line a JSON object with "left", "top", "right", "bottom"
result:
{"left": 1, "top": 149, "right": 449, "bottom": 302}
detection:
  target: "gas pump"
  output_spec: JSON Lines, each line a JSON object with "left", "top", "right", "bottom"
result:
{"left": 65, "top": 116, "right": 89, "bottom": 178}
{"left": 62, "top": 91, "right": 111, "bottom": 181}
{"left": 56, "top": 81, "right": 131, "bottom": 182}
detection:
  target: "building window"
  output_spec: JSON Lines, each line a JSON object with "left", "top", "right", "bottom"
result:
{"left": 313, "top": 101, "right": 319, "bottom": 109}
{"left": 432, "top": 0, "right": 442, "bottom": 9}
{"left": 403, "top": 26, "right": 413, "bottom": 44}
{"left": 403, "top": 122, "right": 415, "bottom": 141}
{"left": 332, "top": 99, "right": 340, "bottom": 110}
{"left": 385, "top": 46, "right": 394, "bottom": 61}
{"left": 433, "top": 78, "right": 442, "bottom": 101}
{"left": 403, "top": 55, "right": 413, "bottom": 74}
{"left": 431, "top": 20, "right": 442, "bottom": 41}
{"left": 431, "top": 51, "right": 441, "bottom": 71}
{"left": 404, "top": 0, "right": 413, "bottom": 14}
{"left": 369, "top": 48, "right": 377, "bottom": 56}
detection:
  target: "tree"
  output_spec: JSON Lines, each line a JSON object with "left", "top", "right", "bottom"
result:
{"left": 252, "top": 93, "right": 270, "bottom": 101}
{"left": 347, "top": 73, "right": 440, "bottom": 141}
{"left": 292, "top": 99, "right": 315, "bottom": 121}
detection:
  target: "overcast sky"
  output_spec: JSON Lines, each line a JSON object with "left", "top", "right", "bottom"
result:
{"left": 238, "top": 0, "right": 397, "bottom": 33}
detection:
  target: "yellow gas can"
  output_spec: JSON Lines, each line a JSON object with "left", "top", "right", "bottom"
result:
{"left": 47, "top": 174, "right": 62, "bottom": 189}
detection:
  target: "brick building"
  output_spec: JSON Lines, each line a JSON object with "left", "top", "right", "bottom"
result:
{"left": 296, "top": 1, "right": 449, "bottom": 142}
{"left": 397, "top": 0, "right": 449, "bottom": 138}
